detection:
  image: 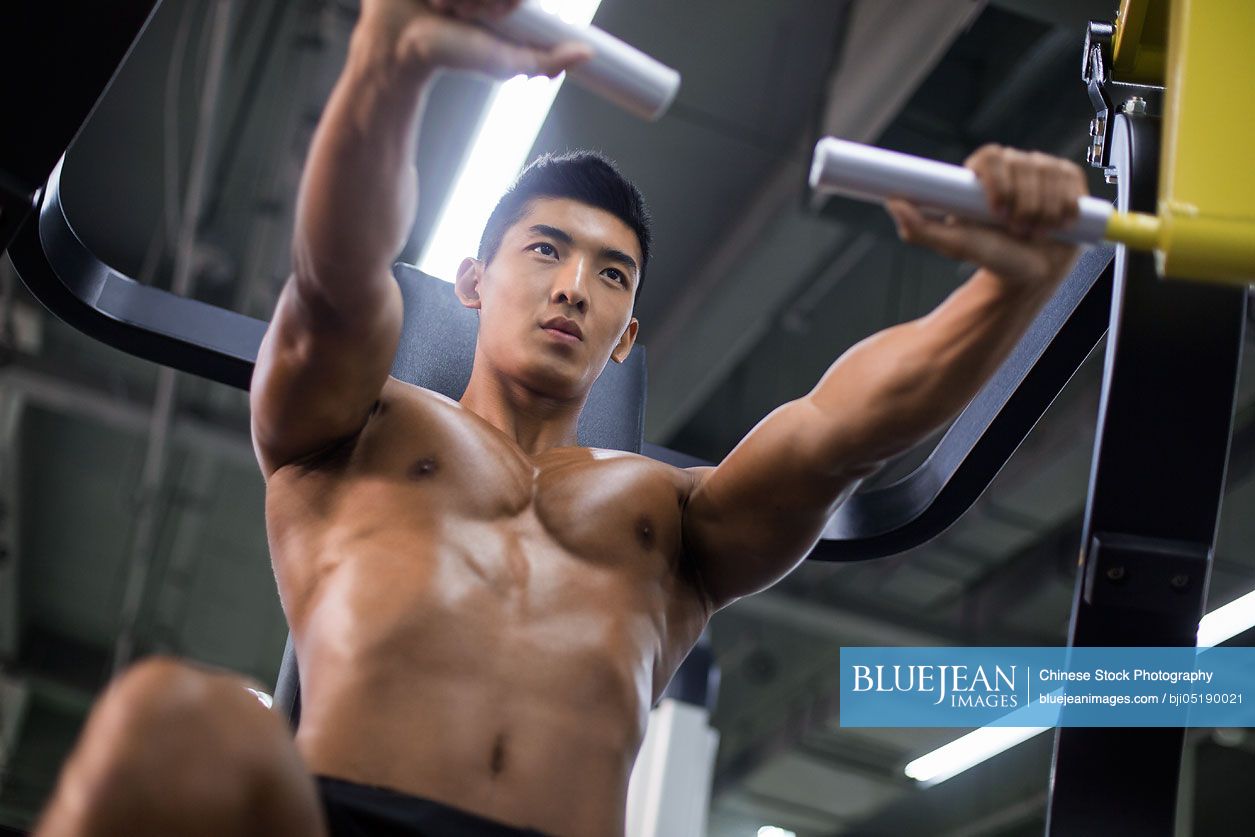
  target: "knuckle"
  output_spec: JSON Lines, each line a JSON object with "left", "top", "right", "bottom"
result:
{"left": 1071, "top": 167, "right": 1089, "bottom": 193}
{"left": 967, "top": 143, "right": 1001, "bottom": 168}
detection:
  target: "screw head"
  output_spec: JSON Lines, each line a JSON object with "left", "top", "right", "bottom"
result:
{"left": 1106, "top": 566, "right": 1126, "bottom": 581}
{"left": 1171, "top": 574, "right": 1190, "bottom": 589}
{"left": 1122, "top": 96, "right": 1148, "bottom": 114}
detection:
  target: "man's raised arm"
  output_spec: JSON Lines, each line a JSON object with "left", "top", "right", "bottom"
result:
{"left": 681, "top": 146, "right": 1089, "bottom": 610}
{"left": 250, "top": 0, "right": 590, "bottom": 475}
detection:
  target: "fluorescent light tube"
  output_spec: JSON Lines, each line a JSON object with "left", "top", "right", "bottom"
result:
{"left": 418, "top": 0, "right": 604, "bottom": 282}
{"left": 904, "top": 724, "right": 1050, "bottom": 786}
{"left": 1198, "top": 588, "right": 1255, "bottom": 647}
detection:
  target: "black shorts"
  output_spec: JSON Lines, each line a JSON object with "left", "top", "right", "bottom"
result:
{"left": 316, "top": 775, "right": 553, "bottom": 837}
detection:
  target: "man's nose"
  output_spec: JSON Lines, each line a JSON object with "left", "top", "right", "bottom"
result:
{"left": 550, "top": 258, "right": 590, "bottom": 313}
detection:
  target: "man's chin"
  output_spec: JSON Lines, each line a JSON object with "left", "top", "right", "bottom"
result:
{"left": 508, "top": 359, "right": 590, "bottom": 402}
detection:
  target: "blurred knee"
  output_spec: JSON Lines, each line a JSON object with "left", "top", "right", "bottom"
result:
{"left": 39, "top": 656, "right": 301, "bottom": 836}
{"left": 89, "top": 655, "right": 283, "bottom": 774}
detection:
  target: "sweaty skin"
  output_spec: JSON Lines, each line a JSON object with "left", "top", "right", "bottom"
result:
{"left": 268, "top": 382, "right": 709, "bottom": 837}
{"left": 247, "top": 3, "right": 1090, "bottom": 836}
{"left": 265, "top": 176, "right": 713, "bottom": 834}
{"left": 23, "top": 4, "right": 1090, "bottom": 837}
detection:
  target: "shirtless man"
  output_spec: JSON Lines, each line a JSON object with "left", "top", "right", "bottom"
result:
{"left": 33, "top": 1, "right": 1090, "bottom": 835}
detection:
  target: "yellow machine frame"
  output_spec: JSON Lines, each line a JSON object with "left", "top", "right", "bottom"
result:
{"left": 1103, "top": 0, "right": 1255, "bottom": 285}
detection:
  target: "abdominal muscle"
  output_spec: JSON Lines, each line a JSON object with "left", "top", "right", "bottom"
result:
{"left": 281, "top": 516, "right": 668, "bottom": 837}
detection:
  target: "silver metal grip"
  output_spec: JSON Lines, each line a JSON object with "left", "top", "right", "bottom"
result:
{"left": 810, "top": 137, "right": 1112, "bottom": 245}
{"left": 484, "top": 2, "right": 681, "bottom": 121}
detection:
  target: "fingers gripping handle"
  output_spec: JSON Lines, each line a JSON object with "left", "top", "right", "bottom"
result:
{"left": 482, "top": 1, "right": 681, "bottom": 121}
{"left": 809, "top": 137, "right": 1114, "bottom": 245}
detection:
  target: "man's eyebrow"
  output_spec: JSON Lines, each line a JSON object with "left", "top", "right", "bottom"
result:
{"left": 528, "top": 224, "right": 574, "bottom": 245}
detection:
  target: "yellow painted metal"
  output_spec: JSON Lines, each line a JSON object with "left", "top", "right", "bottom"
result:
{"left": 1104, "top": 211, "right": 1163, "bottom": 252}
{"left": 1155, "top": 0, "right": 1255, "bottom": 284}
{"left": 1112, "top": 0, "right": 1168, "bottom": 85}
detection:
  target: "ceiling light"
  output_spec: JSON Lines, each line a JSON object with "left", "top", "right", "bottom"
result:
{"left": 1198, "top": 588, "right": 1255, "bottom": 647}
{"left": 903, "top": 723, "right": 1049, "bottom": 786}
{"left": 418, "top": 0, "right": 604, "bottom": 282}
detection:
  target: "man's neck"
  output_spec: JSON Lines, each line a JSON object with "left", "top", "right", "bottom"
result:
{"left": 458, "top": 363, "right": 585, "bottom": 456}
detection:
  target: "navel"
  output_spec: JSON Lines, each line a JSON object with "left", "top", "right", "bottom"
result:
{"left": 407, "top": 455, "right": 439, "bottom": 479}
{"left": 490, "top": 733, "right": 508, "bottom": 776}
{"left": 636, "top": 514, "right": 656, "bottom": 551}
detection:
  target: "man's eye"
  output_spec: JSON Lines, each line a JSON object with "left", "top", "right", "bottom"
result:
{"left": 604, "top": 268, "right": 626, "bottom": 285}
{"left": 531, "top": 242, "right": 558, "bottom": 258}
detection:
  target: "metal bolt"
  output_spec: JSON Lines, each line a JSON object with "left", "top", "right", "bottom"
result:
{"left": 1104, "top": 171, "right": 1119, "bottom": 185}
{"left": 1171, "top": 574, "right": 1190, "bottom": 589}
{"left": 1122, "top": 96, "right": 1147, "bottom": 114}
{"left": 1106, "top": 566, "right": 1125, "bottom": 581}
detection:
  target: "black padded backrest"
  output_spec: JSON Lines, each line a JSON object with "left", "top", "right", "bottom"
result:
{"left": 273, "top": 263, "right": 648, "bottom": 725}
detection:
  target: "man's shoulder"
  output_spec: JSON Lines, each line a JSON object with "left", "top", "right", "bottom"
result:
{"left": 565, "top": 447, "right": 706, "bottom": 498}
{"left": 266, "top": 377, "right": 455, "bottom": 481}
{"left": 380, "top": 374, "right": 458, "bottom": 408}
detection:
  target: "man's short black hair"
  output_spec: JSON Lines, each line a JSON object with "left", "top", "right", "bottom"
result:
{"left": 477, "top": 151, "right": 652, "bottom": 300}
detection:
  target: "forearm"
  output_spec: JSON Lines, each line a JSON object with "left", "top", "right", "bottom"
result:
{"left": 809, "top": 267, "right": 1058, "bottom": 468}
{"left": 905, "top": 267, "right": 1055, "bottom": 419}
{"left": 291, "top": 23, "right": 434, "bottom": 310}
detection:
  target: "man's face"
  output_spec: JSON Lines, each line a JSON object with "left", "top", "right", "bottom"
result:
{"left": 455, "top": 197, "right": 642, "bottom": 400}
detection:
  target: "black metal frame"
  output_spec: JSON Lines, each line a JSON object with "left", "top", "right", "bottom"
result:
{"left": 0, "top": 1, "right": 161, "bottom": 255}
{"left": 10, "top": 152, "right": 1120, "bottom": 562}
{"left": 815, "top": 243, "right": 1114, "bottom": 559}
{"left": 3, "top": 0, "right": 1127, "bottom": 569}
{"left": 1044, "top": 111, "right": 1247, "bottom": 836}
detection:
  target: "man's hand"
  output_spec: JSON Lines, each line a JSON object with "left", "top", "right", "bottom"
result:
{"left": 359, "top": 0, "right": 592, "bottom": 80}
{"left": 885, "top": 145, "right": 1089, "bottom": 293}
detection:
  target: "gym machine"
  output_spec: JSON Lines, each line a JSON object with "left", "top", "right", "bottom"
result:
{"left": 5, "top": 0, "right": 1253, "bottom": 835}
{"left": 809, "top": 1, "right": 1253, "bottom": 833}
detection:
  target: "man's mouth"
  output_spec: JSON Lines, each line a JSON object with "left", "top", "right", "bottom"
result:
{"left": 540, "top": 317, "right": 583, "bottom": 341}
{"left": 541, "top": 327, "right": 582, "bottom": 344}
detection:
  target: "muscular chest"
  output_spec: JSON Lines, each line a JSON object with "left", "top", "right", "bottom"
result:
{"left": 326, "top": 393, "right": 689, "bottom": 575}
{"left": 268, "top": 388, "right": 710, "bottom": 700}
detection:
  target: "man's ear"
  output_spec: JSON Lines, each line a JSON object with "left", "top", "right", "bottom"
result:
{"left": 610, "top": 317, "right": 639, "bottom": 364}
{"left": 454, "top": 258, "right": 484, "bottom": 310}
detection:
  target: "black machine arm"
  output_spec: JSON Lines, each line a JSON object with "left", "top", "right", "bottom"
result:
{"left": 9, "top": 152, "right": 1115, "bottom": 562}
{"left": 6, "top": 0, "right": 1115, "bottom": 565}
{"left": 813, "top": 244, "right": 1113, "bottom": 560}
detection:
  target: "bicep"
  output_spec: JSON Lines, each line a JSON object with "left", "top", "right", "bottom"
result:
{"left": 681, "top": 397, "right": 865, "bottom": 609}
{"left": 250, "top": 271, "right": 403, "bottom": 475}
